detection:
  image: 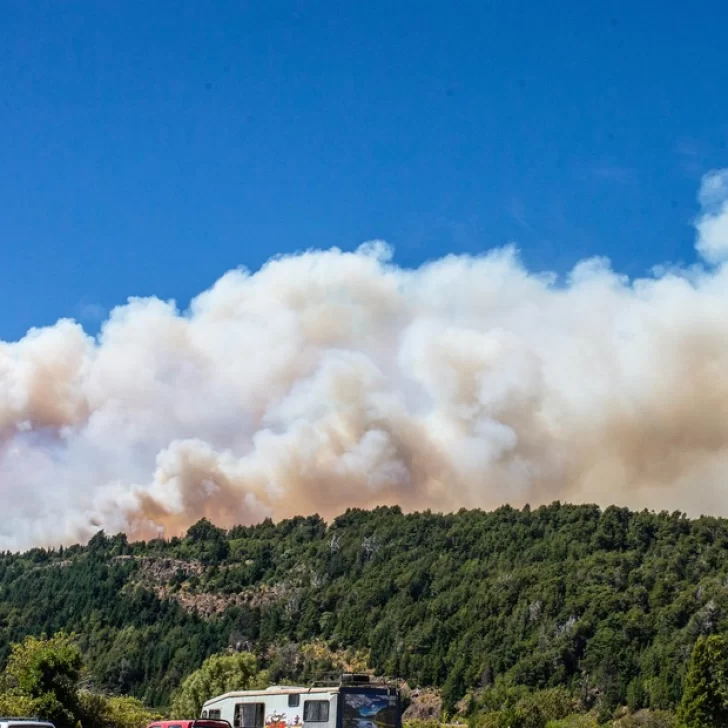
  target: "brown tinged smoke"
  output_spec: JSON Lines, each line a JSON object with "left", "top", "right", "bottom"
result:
{"left": 2, "top": 170, "right": 728, "bottom": 550}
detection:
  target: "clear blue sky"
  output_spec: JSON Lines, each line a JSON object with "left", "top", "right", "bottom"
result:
{"left": 2, "top": 1, "right": 727, "bottom": 340}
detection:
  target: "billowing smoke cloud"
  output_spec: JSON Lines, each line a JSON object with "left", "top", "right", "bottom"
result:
{"left": 696, "top": 169, "right": 728, "bottom": 263}
{"left": 3, "top": 171, "right": 728, "bottom": 550}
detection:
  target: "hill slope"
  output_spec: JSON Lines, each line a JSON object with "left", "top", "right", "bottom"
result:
{"left": 1, "top": 503, "right": 726, "bottom": 713}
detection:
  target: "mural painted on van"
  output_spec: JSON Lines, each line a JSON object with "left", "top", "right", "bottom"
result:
{"left": 341, "top": 693, "right": 398, "bottom": 728}
{"left": 265, "top": 713, "right": 299, "bottom": 728}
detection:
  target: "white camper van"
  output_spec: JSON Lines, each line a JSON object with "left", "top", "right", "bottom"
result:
{"left": 201, "top": 674, "right": 400, "bottom": 728}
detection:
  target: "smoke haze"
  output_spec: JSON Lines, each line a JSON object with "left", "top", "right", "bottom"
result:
{"left": 3, "top": 170, "right": 728, "bottom": 551}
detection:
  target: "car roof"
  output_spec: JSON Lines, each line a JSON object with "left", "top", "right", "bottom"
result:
{"left": 148, "top": 722, "right": 231, "bottom": 727}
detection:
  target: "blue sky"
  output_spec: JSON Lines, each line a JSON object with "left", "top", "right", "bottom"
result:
{"left": 2, "top": 0, "right": 727, "bottom": 340}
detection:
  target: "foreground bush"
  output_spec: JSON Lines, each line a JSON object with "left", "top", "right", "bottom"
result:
{"left": 0, "top": 633, "right": 159, "bottom": 728}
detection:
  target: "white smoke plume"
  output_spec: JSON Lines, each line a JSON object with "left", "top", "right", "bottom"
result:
{"left": 3, "top": 171, "right": 728, "bottom": 551}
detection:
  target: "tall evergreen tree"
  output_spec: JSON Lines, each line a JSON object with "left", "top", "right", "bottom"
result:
{"left": 677, "top": 635, "right": 728, "bottom": 728}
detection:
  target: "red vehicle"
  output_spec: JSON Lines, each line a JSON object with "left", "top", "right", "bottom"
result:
{"left": 147, "top": 721, "right": 232, "bottom": 728}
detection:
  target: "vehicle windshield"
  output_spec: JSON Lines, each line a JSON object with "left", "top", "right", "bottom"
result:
{"left": 341, "top": 690, "right": 399, "bottom": 728}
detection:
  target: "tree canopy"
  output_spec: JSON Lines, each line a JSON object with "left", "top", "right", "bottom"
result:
{"left": 677, "top": 635, "right": 728, "bottom": 728}
{"left": 0, "top": 633, "right": 160, "bottom": 728}
{"left": 2, "top": 504, "right": 728, "bottom": 718}
{"left": 171, "top": 652, "right": 265, "bottom": 718}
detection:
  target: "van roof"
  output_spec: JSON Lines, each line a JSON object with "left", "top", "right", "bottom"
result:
{"left": 203, "top": 686, "right": 339, "bottom": 705}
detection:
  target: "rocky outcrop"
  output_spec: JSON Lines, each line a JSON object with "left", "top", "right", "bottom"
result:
{"left": 159, "top": 582, "right": 296, "bottom": 618}
{"left": 112, "top": 555, "right": 303, "bottom": 618}
{"left": 114, "top": 554, "right": 204, "bottom": 581}
{"left": 403, "top": 688, "right": 443, "bottom": 722}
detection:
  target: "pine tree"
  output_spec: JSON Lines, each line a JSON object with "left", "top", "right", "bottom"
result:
{"left": 678, "top": 635, "right": 728, "bottom": 728}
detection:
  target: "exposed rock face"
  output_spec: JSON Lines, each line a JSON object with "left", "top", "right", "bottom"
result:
{"left": 160, "top": 582, "right": 295, "bottom": 618}
{"left": 134, "top": 556, "right": 204, "bottom": 581}
{"left": 402, "top": 688, "right": 443, "bottom": 722}
{"left": 114, "top": 555, "right": 297, "bottom": 618}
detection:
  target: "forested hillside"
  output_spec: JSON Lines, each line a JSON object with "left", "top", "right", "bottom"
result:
{"left": 1, "top": 503, "right": 727, "bottom": 718}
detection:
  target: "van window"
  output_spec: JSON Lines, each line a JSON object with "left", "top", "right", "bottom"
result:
{"left": 288, "top": 694, "right": 300, "bottom": 708}
{"left": 235, "top": 702, "right": 265, "bottom": 728}
{"left": 208, "top": 712, "right": 221, "bottom": 720}
{"left": 303, "top": 701, "right": 330, "bottom": 722}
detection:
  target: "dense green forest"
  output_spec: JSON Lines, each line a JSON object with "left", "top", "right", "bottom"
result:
{"left": 2, "top": 503, "right": 728, "bottom": 721}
